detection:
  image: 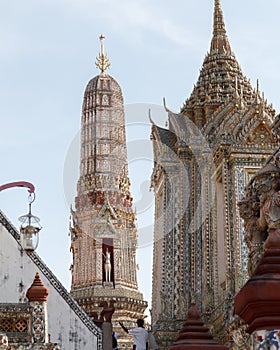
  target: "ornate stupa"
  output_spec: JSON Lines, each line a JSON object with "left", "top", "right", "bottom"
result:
{"left": 70, "top": 36, "right": 147, "bottom": 338}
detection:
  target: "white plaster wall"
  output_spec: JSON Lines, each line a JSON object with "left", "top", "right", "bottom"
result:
{"left": 0, "top": 223, "right": 101, "bottom": 350}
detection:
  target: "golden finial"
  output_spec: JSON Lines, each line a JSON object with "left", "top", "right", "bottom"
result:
{"left": 95, "top": 34, "right": 111, "bottom": 73}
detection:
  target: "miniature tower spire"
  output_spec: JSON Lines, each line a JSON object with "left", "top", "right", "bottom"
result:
{"left": 256, "top": 79, "right": 261, "bottom": 104}
{"left": 210, "top": 0, "right": 231, "bottom": 53}
{"left": 95, "top": 34, "right": 111, "bottom": 73}
{"left": 71, "top": 37, "right": 147, "bottom": 332}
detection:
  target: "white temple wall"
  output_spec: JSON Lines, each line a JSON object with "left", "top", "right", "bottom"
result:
{"left": 0, "top": 222, "right": 101, "bottom": 350}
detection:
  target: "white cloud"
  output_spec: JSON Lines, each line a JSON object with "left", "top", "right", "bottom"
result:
{"left": 56, "top": 0, "right": 197, "bottom": 48}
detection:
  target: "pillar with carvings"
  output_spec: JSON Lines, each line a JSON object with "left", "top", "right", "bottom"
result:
{"left": 26, "top": 272, "right": 50, "bottom": 344}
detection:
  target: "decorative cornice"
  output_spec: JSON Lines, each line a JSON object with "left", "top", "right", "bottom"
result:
{"left": 0, "top": 303, "right": 32, "bottom": 313}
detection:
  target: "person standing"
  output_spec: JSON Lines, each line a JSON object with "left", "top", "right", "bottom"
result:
{"left": 119, "top": 319, "right": 148, "bottom": 350}
{"left": 112, "top": 331, "right": 118, "bottom": 350}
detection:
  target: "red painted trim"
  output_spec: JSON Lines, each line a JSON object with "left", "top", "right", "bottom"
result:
{"left": 0, "top": 181, "right": 35, "bottom": 194}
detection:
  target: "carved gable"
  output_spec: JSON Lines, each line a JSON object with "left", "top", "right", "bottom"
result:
{"left": 247, "top": 122, "right": 274, "bottom": 145}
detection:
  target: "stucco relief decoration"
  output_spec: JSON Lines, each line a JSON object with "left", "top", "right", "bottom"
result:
{"left": 0, "top": 333, "right": 8, "bottom": 348}
{"left": 229, "top": 323, "right": 250, "bottom": 350}
{"left": 239, "top": 151, "right": 280, "bottom": 276}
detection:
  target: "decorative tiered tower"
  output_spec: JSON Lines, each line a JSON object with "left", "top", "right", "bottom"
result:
{"left": 151, "top": 0, "right": 279, "bottom": 348}
{"left": 70, "top": 36, "right": 147, "bottom": 333}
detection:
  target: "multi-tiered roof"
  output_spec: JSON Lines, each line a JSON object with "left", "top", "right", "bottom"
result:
{"left": 181, "top": 0, "right": 275, "bottom": 131}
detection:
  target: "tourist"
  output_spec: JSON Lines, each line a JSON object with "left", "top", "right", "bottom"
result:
{"left": 119, "top": 319, "right": 148, "bottom": 350}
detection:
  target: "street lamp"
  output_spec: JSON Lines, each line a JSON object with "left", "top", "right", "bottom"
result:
{"left": 18, "top": 193, "right": 41, "bottom": 251}
{"left": 0, "top": 181, "right": 41, "bottom": 251}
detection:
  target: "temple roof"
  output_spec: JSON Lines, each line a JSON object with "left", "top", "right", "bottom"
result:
{"left": 151, "top": 0, "right": 276, "bottom": 153}
{"left": 180, "top": 0, "right": 255, "bottom": 116}
{"left": 154, "top": 125, "right": 177, "bottom": 151}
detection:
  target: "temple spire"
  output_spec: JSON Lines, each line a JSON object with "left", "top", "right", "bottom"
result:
{"left": 95, "top": 34, "right": 111, "bottom": 73}
{"left": 210, "top": 0, "right": 231, "bottom": 53}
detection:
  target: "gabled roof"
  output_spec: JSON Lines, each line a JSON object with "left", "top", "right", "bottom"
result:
{"left": 0, "top": 210, "right": 102, "bottom": 346}
{"left": 154, "top": 125, "right": 177, "bottom": 151}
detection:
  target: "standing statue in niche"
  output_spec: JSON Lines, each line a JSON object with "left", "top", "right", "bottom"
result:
{"left": 103, "top": 249, "right": 112, "bottom": 282}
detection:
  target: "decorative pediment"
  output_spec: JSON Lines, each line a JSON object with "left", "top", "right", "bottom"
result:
{"left": 98, "top": 198, "right": 118, "bottom": 220}
{"left": 232, "top": 103, "right": 275, "bottom": 144}
{"left": 246, "top": 122, "right": 274, "bottom": 145}
{"left": 204, "top": 101, "right": 277, "bottom": 149}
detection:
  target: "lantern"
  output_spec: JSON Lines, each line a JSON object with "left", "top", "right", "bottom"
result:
{"left": 18, "top": 196, "right": 41, "bottom": 251}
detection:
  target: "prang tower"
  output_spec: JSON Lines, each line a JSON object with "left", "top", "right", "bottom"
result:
{"left": 70, "top": 36, "right": 147, "bottom": 326}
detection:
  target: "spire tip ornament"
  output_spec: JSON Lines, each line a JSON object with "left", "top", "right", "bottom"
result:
{"left": 95, "top": 34, "right": 111, "bottom": 73}
{"left": 211, "top": 0, "right": 231, "bottom": 53}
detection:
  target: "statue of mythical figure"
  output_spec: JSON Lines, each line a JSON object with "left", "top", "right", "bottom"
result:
{"left": 239, "top": 188, "right": 266, "bottom": 276}
{"left": 256, "top": 159, "right": 280, "bottom": 234}
{"left": 239, "top": 151, "right": 280, "bottom": 275}
{"left": 103, "top": 248, "right": 112, "bottom": 282}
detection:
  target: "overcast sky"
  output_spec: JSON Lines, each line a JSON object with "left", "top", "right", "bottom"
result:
{"left": 1, "top": 0, "right": 280, "bottom": 315}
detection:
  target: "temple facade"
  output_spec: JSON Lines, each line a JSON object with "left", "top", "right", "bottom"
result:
{"left": 69, "top": 37, "right": 147, "bottom": 338}
{"left": 150, "top": 0, "right": 280, "bottom": 348}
